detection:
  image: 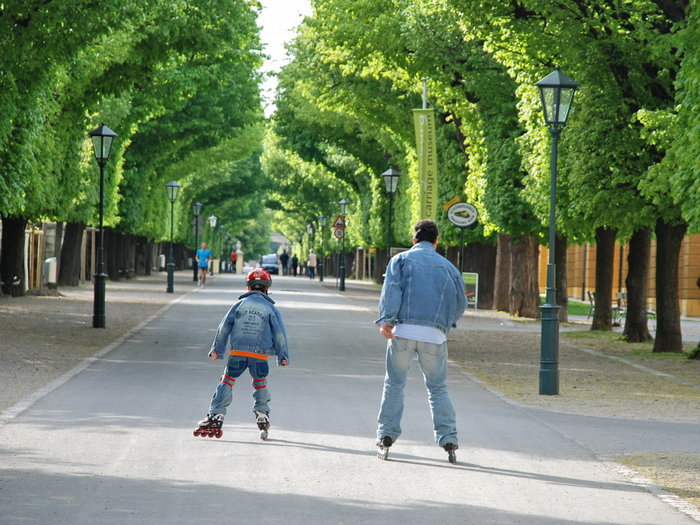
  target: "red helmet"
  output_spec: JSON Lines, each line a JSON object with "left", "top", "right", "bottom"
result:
{"left": 246, "top": 268, "right": 272, "bottom": 291}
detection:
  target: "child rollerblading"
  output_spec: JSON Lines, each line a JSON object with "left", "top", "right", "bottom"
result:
{"left": 194, "top": 268, "right": 289, "bottom": 440}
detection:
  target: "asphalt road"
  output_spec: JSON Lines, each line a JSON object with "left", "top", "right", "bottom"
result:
{"left": 1, "top": 273, "right": 698, "bottom": 524}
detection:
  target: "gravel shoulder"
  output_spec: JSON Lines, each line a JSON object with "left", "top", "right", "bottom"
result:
{"left": 447, "top": 309, "right": 700, "bottom": 514}
{"left": 2, "top": 276, "right": 699, "bottom": 514}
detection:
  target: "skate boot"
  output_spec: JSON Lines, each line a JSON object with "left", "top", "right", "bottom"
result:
{"left": 443, "top": 442, "right": 458, "bottom": 464}
{"left": 193, "top": 413, "right": 224, "bottom": 438}
{"left": 255, "top": 410, "right": 270, "bottom": 440}
{"left": 376, "top": 436, "right": 393, "bottom": 460}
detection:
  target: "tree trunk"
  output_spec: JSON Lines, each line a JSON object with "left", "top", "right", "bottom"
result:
{"left": 509, "top": 234, "right": 540, "bottom": 318}
{"left": 58, "top": 222, "right": 85, "bottom": 287}
{"left": 623, "top": 227, "right": 652, "bottom": 342}
{"left": 464, "top": 241, "right": 496, "bottom": 309}
{"left": 555, "top": 234, "right": 568, "bottom": 322}
{"left": 591, "top": 226, "right": 617, "bottom": 330}
{"left": 653, "top": 218, "right": 686, "bottom": 353}
{"left": 53, "top": 221, "right": 64, "bottom": 279}
{"left": 0, "top": 215, "right": 28, "bottom": 296}
{"left": 105, "top": 228, "right": 120, "bottom": 280}
{"left": 493, "top": 233, "right": 512, "bottom": 312}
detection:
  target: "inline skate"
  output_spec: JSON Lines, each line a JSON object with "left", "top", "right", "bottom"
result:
{"left": 255, "top": 410, "right": 270, "bottom": 440}
{"left": 376, "top": 436, "right": 393, "bottom": 460}
{"left": 193, "top": 413, "right": 224, "bottom": 438}
{"left": 443, "top": 442, "right": 458, "bottom": 464}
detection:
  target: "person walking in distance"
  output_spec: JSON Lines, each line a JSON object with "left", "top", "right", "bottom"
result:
{"left": 196, "top": 242, "right": 213, "bottom": 288}
{"left": 307, "top": 249, "right": 317, "bottom": 279}
{"left": 375, "top": 219, "right": 467, "bottom": 464}
{"left": 194, "top": 269, "right": 289, "bottom": 440}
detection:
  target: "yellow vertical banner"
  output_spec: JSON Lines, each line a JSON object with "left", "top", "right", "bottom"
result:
{"left": 413, "top": 109, "right": 438, "bottom": 220}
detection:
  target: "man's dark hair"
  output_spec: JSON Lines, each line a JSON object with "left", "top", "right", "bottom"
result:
{"left": 413, "top": 219, "right": 439, "bottom": 243}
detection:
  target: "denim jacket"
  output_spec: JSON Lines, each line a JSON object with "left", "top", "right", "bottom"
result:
{"left": 210, "top": 291, "right": 289, "bottom": 365}
{"left": 376, "top": 241, "right": 466, "bottom": 334}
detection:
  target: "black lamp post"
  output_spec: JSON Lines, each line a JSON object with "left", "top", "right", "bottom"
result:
{"left": 307, "top": 222, "right": 316, "bottom": 278}
{"left": 89, "top": 123, "right": 117, "bottom": 328}
{"left": 535, "top": 66, "right": 579, "bottom": 395}
{"left": 381, "top": 166, "right": 401, "bottom": 265}
{"left": 192, "top": 201, "right": 202, "bottom": 282}
{"left": 208, "top": 215, "right": 217, "bottom": 276}
{"left": 225, "top": 233, "right": 231, "bottom": 272}
{"left": 218, "top": 225, "right": 224, "bottom": 273}
{"left": 338, "top": 197, "right": 350, "bottom": 292}
{"left": 165, "top": 181, "right": 181, "bottom": 293}
{"left": 307, "top": 222, "right": 315, "bottom": 247}
{"left": 318, "top": 214, "right": 326, "bottom": 282}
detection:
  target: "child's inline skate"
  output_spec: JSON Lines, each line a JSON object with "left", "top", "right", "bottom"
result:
{"left": 193, "top": 413, "right": 224, "bottom": 438}
{"left": 255, "top": 410, "right": 270, "bottom": 440}
{"left": 376, "top": 436, "right": 393, "bottom": 460}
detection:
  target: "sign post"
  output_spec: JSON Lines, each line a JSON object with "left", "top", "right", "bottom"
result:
{"left": 332, "top": 214, "right": 347, "bottom": 291}
{"left": 447, "top": 201, "right": 478, "bottom": 272}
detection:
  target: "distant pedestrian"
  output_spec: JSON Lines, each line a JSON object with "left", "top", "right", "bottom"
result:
{"left": 291, "top": 255, "right": 299, "bottom": 277}
{"left": 195, "top": 242, "right": 213, "bottom": 288}
{"left": 230, "top": 250, "right": 238, "bottom": 273}
{"left": 374, "top": 219, "right": 467, "bottom": 464}
{"left": 280, "top": 251, "right": 290, "bottom": 276}
{"left": 307, "top": 249, "right": 317, "bottom": 279}
{"left": 194, "top": 269, "right": 289, "bottom": 440}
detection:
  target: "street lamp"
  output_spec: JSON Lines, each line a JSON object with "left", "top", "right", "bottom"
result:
{"left": 318, "top": 214, "right": 327, "bottom": 282}
{"left": 208, "top": 215, "right": 217, "bottom": 276}
{"left": 192, "top": 201, "right": 203, "bottom": 282}
{"left": 381, "top": 166, "right": 401, "bottom": 265}
{"left": 535, "top": 66, "right": 579, "bottom": 395}
{"left": 338, "top": 197, "right": 350, "bottom": 292}
{"left": 89, "top": 123, "right": 117, "bottom": 328}
{"left": 306, "top": 221, "right": 315, "bottom": 246}
{"left": 165, "top": 181, "right": 181, "bottom": 293}
{"left": 307, "top": 221, "right": 316, "bottom": 278}
{"left": 218, "top": 225, "right": 224, "bottom": 273}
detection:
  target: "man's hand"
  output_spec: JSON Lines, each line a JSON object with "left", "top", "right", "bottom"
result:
{"left": 208, "top": 350, "right": 219, "bottom": 361}
{"left": 379, "top": 324, "right": 395, "bottom": 339}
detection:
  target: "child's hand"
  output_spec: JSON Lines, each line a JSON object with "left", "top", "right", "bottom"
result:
{"left": 208, "top": 350, "right": 219, "bottom": 361}
{"left": 280, "top": 358, "right": 288, "bottom": 366}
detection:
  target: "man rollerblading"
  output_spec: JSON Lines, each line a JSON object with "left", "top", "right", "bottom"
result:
{"left": 193, "top": 413, "right": 224, "bottom": 438}
{"left": 375, "top": 220, "right": 466, "bottom": 465}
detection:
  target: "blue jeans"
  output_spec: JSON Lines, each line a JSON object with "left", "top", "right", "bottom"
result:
{"left": 209, "top": 356, "right": 271, "bottom": 415}
{"left": 377, "top": 337, "right": 458, "bottom": 446}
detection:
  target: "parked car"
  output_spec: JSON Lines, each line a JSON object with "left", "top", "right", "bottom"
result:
{"left": 259, "top": 254, "right": 280, "bottom": 274}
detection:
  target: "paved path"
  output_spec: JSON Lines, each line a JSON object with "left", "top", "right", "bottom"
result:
{"left": 1, "top": 273, "right": 698, "bottom": 524}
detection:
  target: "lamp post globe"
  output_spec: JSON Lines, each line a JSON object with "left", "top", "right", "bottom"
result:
{"left": 165, "top": 181, "right": 181, "bottom": 293}
{"left": 535, "top": 67, "right": 579, "bottom": 395}
{"left": 381, "top": 166, "right": 401, "bottom": 266}
{"left": 338, "top": 197, "right": 350, "bottom": 291}
{"left": 89, "top": 123, "right": 117, "bottom": 328}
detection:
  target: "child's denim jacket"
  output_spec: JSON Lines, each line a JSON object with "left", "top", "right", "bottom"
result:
{"left": 210, "top": 291, "right": 289, "bottom": 364}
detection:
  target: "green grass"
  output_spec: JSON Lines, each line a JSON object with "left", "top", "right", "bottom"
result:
{"left": 539, "top": 296, "right": 591, "bottom": 317}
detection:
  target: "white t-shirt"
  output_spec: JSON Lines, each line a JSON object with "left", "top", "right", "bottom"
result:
{"left": 393, "top": 323, "right": 446, "bottom": 344}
